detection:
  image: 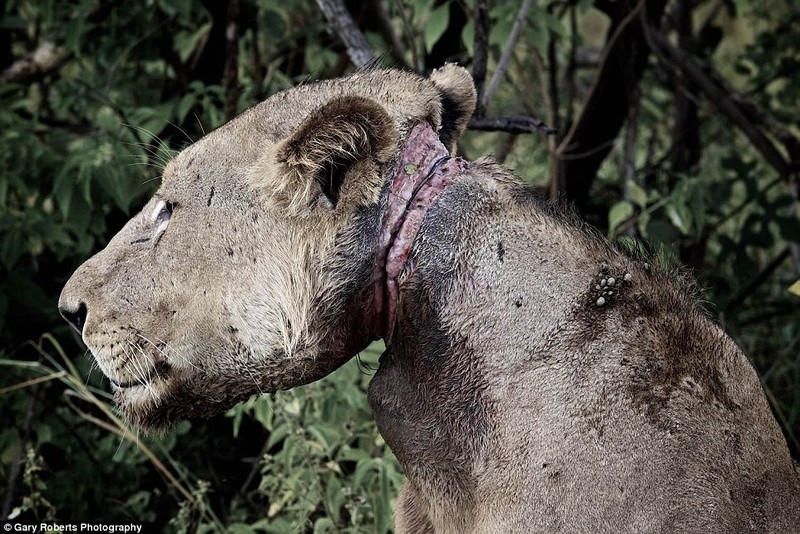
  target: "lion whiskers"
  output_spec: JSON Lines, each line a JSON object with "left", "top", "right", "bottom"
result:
{"left": 84, "top": 348, "right": 102, "bottom": 387}
{"left": 134, "top": 331, "right": 199, "bottom": 373}
{"left": 124, "top": 341, "right": 161, "bottom": 401}
{"left": 120, "top": 123, "right": 181, "bottom": 183}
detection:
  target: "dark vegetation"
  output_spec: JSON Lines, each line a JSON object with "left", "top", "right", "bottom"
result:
{"left": 1, "top": 0, "right": 799, "bottom": 531}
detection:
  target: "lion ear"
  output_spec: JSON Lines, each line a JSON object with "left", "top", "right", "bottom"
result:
{"left": 271, "top": 96, "right": 397, "bottom": 212}
{"left": 430, "top": 64, "right": 476, "bottom": 153}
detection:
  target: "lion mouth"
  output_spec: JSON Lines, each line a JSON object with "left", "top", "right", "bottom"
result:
{"left": 375, "top": 121, "right": 467, "bottom": 336}
{"left": 106, "top": 352, "right": 171, "bottom": 390}
{"left": 110, "top": 378, "right": 144, "bottom": 389}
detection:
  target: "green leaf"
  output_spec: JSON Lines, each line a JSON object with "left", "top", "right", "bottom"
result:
{"left": 608, "top": 201, "right": 634, "bottom": 236}
{"left": 530, "top": 25, "right": 549, "bottom": 56}
{"left": 177, "top": 93, "right": 197, "bottom": 125}
{"left": 424, "top": 4, "right": 450, "bottom": 54}
{"left": 253, "top": 396, "right": 274, "bottom": 431}
{"left": 789, "top": 279, "right": 800, "bottom": 297}
{"left": 226, "top": 523, "right": 258, "bottom": 534}
{"left": 628, "top": 181, "right": 648, "bottom": 208}
{"left": 52, "top": 170, "right": 74, "bottom": 219}
{"left": 461, "top": 19, "right": 475, "bottom": 55}
{"left": 312, "top": 517, "right": 334, "bottom": 534}
{"left": 229, "top": 404, "right": 244, "bottom": 438}
{"left": 307, "top": 426, "right": 332, "bottom": 456}
{"left": 666, "top": 204, "right": 693, "bottom": 235}
{"left": 378, "top": 463, "right": 391, "bottom": 531}
{"left": 267, "top": 423, "right": 291, "bottom": 449}
{"left": 174, "top": 22, "right": 212, "bottom": 63}
{"left": 542, "top": 10, "right": 566, "bottom": 36}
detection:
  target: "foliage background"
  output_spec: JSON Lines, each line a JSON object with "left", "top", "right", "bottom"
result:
{"left": 1, "top": 0, "right": 798, "bottom": 531}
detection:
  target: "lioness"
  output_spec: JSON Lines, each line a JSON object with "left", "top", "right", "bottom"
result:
{"left": 60, "top": 66, "right": 800, "bottom": 532}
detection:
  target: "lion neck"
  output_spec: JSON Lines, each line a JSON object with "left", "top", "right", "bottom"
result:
{"left": 367, "top": 160, "right": 613, "bottom": 529}
{"left": 373, "top": 121, "right": 466, "bottom": 338}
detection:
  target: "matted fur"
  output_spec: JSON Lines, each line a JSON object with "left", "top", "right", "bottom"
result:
{"left": 60, "top": 65, "right": 800, "bottom": 532}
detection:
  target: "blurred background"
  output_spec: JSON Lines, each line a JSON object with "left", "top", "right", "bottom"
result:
{"left": 1, "top": 0, "right": 798, "bottom": 531}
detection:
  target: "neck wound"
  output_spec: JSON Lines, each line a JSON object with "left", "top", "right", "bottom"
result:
{"left": 373, "top": 121, "right": 467, "bottom": 337}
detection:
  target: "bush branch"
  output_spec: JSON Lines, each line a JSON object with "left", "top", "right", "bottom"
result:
{"left": 644, "top": 24, "right": 796, "bottom": 179}
{"left": 472, "top": 0, "right": 490, "bottom": 117}
{"left": 468, "top": 115, "right": 555, "bottom": 134}
{"left": 481, "top": 0, "right": 535, "bottom": 110}
{"left": 315, "top": 0, "right": 374, "bottom": 68}
{"left": 554, "top": 0, "right": 668, "bottom": 213}
{"left": 0, "top": 42, "right": 69, "bottom": 83}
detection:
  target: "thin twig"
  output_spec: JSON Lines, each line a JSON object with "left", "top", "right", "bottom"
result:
{"left": 553, "top": 0, "right": 668, "bottom": 211}
{"left": 395, "top": 0, "right": 421, "bottom": 71}
{"left": 739, "top": 302, "right": 800, "bottom": 328}
{"left": 373, "top": 1, "right": 409, "bottom": 67}
{"left": 623, "top": 81, "right": 640, "bottom": 236}
{"left": 315, "top": 0, "right": 374, "bottom": 68}
{"left": 61, "top": 390, "right": 195, "bottom": 503}
{"left": 481, "top": 0, "right": 535, "bottom": 110}
{"left": 726, "top": 248, "right": 792, "bottom": 311}
{"left": 468, "top": 115, "right": 555, "bottom": 134}
{"left": 0, "top": 371, "right": 67, "bottom": 395}
{"left": 0, "top": 41, "right": 70, "bottom": 83}
{"left": 1, "top": 395, "right": 36, "bottom": 520}
{"left": 546, "top": 4, "right": 561, "bottom": 200}
{"left": 643, "top": 23, "right": 795, "bottom": 179}
{"left": 556, "top": 2, "right": 642, "bottom": 156}
{"left": 564, "top": 5, "right": 578, "bottom": 131}
{"left": 705, "top": 176, "right": 783, "bottom": 238}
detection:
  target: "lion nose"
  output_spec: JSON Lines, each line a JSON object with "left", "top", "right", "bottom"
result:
{"left": 59, "top": 302, "right": 88, "bottom": 334}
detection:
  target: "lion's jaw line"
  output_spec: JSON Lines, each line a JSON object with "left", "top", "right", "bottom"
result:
{"left": 374, "top": 121, "right": 466, "bottom": 337}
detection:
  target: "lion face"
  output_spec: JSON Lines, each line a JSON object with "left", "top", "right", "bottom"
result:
{"left": 58, "top": 66, "right": 476, "bottom": 429}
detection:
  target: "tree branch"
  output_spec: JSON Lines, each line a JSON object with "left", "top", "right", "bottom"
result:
{"left": 315, "top": 0, "right": 374, "bottom": 68}
{"left": 481, "top": 0, "right": 534, "bottom": 110}
{"left": 554, "top": 0, "right": 669, "bottom": 213}
{"left": 643, "top": 24, "right": 797, "bottom": 180}
{"left": 472, "top": 0, "right": 490, "bottom": 117}
{"left": 623, "top": 80, "right": 641, "bottom": 218}
{"left": 0, "top": 42, "right": 69, "bottom": 83}
{"left": 395, "top": 0, "right": 422, "bottom": 71}
{"left": 726, "top": 247, "right": 791, "bottom": 311}
{"left": 468, "top": 115, "right": 556, "bottom": 134}
{"left": 370, "top": 1, "right": 409, "bottom": 67}
{"left": 222, "top": 0, "right": 241, "bottom": 121}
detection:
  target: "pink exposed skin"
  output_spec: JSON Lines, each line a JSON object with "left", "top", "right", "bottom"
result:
{"left": 374, "top": 122, "right": 466, "bottom": 336}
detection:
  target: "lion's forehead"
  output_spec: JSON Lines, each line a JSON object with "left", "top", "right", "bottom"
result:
{"left": 163, "top": 68, "right": 443, "bottom": 186}
{"left": 164, "top": 132, "right": 266, "bottom": 183}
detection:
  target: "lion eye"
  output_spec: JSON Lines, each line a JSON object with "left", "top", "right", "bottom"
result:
{"left": 151, "top": 200, "right": 174, "bottom": 235}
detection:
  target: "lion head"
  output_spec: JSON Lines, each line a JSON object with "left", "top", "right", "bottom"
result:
{"left": 58, "top": 66, "right": 476, "bottom": 428}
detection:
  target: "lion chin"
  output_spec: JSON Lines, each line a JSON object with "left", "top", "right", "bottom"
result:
{"left": 112, "top": 374, "right": 255, "bottom": 431}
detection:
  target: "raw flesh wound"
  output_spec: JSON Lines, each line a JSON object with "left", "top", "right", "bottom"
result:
{"left": 374, "top": 121, "right": 466, "bottom": 336}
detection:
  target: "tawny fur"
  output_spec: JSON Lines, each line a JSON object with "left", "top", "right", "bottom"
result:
{"left": 60, "top": 65, "right": 800, "bottom": 532}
